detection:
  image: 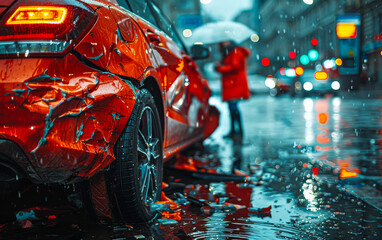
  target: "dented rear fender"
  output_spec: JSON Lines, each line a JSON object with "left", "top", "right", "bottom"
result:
{"left": 0, "top": 53, "right": 137, "bottom": 183}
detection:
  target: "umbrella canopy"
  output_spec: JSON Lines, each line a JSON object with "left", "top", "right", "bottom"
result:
{"left": 186, "top": 21, "right": 257, "bottom": 46}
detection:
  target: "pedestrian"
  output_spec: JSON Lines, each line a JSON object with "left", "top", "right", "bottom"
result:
{"left": 215, "top": 41, "right": 251, "bottom": 140}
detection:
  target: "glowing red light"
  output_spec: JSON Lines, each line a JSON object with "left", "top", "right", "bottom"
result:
{"left": 312, "top": 167, "right": 319, "bottom": 176}
{"left": 262, "top": 58, "right": 270, "bottom": 66}
{"left": 311, "top": 38, "right": 318, "bottom": 46}
{"left": 279, "top": 68, "right": 286, "bottom": 75}
{"left": 288, "top": 51, "right": 296, "bottom": 59}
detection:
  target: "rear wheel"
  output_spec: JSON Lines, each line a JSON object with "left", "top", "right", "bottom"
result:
{"left": 90, "top": 89, "right": 163, "bottom": 223}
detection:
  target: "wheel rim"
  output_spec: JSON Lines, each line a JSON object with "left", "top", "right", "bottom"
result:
{"left": 137, "top": 106, "right": 160, "bottom": 207}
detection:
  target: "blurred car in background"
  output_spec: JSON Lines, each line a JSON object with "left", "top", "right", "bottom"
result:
{"left": 265, "top": 72, "right": 296, "bottom": 97}
{"left": 294, "top": 69, "right": 341, "bottom": 96}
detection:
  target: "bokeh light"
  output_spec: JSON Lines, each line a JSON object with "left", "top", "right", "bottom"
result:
{"left": 311, "top": 38, "right": 318, "bottom": 46}
{"left": 303, "top": 82, "right": 313, "bottom": 91}
{"left": 336, "top": 23, "right": 357, "bottom": 39}
{"left": 250, "top": 33, "right": 259, "bottom": 42}
{"left": 331, "top": 81, "right": 340, "bottom": 90}
{"left": 288, "top": 51, "right": 296, "bottom": 59}
{"left": 318, "top": 113, "right": 328, "bottom": 124}
{"left": 182, "top": 29, "right": 192, "bottom": 38}
{"left": 308, "top": 49, "right": 319, "bottom": 61}
{"left": 285, "top": 68, "right": 296, "bottom": 77}
{"left": 314, "top": 71, "right": 328, "bottom": 80}
{"left": 323, "top": 59, "right": 336, "bottom": 69}
{"left": 200, "top": 0, "right": 212, "bottom": 4}
{"left": 300, "top": 55, "right": 310, "bottom": 65}
{"left": 262, "top": 58, "right": 270, "bottom": 66}
{"left": 335, "top": 58, "right": 342, "bottom": 66}
{"left": 295, "top": 66, "right": 304, "bottom": 76}
{"left": 303, "top": 0, "right": 314, "bottom": 5}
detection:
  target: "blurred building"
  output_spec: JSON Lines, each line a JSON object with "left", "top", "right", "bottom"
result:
{"left": 358, "top": 0, "right": 382, "bottom": 85}
{"left": 258, "top": 0, "right": 344, "bottom": 73}
{"left": 156, "top": 0, "right": 202, "bottom": 37}
{"left": 234, "top": 0, "right": 261, "bottom": 73}
{"left": 257, "top": 0, "right": 382, "bottom": 88}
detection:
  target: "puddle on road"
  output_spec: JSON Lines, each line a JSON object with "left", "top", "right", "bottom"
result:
{"left": 1, "top": 141, "right": 382, "bottom": 239}
{"left": 2, "top": 95, "right": 382, "bottom": 239}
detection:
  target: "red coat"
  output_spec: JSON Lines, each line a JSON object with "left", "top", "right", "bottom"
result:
{"left": 216, "top": 47, "right": 251, "bottom": 102}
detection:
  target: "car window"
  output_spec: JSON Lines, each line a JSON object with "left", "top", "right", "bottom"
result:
{"left": 150, "top": 2, "right": 187, "bottom": 53}
{"left": 127, "top": 0, "right": 157, "bottom": 26}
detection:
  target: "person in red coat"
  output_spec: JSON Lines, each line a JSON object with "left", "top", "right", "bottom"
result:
{"left": 215, "top": 41, "right": 251, "bottom": 139}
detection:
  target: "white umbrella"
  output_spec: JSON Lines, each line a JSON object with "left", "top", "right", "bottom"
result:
{"left": 185, "top": 21, "right": 258, "bottom": 46}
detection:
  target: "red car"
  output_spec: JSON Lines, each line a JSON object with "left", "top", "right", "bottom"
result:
{"left": 0, "top": 0, "right": 219, "bottom": 222}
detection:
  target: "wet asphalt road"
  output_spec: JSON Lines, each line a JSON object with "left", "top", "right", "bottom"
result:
{"left": 1, "top": 87, "right": 382, "bottom": 239}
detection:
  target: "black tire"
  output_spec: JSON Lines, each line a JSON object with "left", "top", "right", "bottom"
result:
{"left": 94, "top": 89, "right": 163, "bottom": 223}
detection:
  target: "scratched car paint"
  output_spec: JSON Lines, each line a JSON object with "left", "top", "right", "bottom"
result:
{"left": 0, "top": 0, "right": 219, "bottom": 223}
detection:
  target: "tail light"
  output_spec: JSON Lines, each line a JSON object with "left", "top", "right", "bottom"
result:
{"left": 314, "top": 71, "right": 328, "bottom": 80}
{"left": 0, "top": 0, "right": 97, "bottom": 57}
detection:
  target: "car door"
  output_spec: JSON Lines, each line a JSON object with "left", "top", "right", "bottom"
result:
{"left": 124, "top": 0, "right": 186, "bottom": 148}
{"left": 148, "top": 1, "right": 209, "bottom": 147}
{"left": 125, "top": 0, "right": 207, "bottom": 148}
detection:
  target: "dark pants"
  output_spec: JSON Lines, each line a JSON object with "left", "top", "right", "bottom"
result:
{"left": 227, "top": 101, "right": 243, "bottom": 136}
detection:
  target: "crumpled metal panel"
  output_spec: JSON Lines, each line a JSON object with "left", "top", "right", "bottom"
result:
{"left": 0, "top": 53, "right": 136, "bottom": 183}
{"left": 75, "top": 6, "right": 155, "bottom": 82}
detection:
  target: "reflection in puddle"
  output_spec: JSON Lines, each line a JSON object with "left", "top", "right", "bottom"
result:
{"left": 2, "top": 95, "right": 382, "bottom": 239}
